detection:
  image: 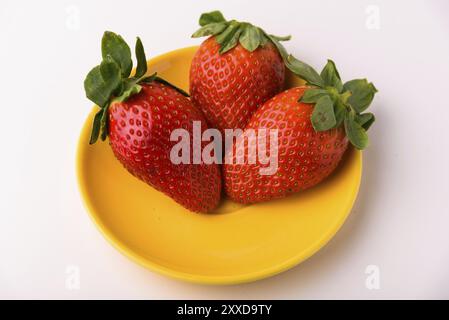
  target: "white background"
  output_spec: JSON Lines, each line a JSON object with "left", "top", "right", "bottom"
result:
{"left": 1, "top": 0, "right": 448, "bottom": 299}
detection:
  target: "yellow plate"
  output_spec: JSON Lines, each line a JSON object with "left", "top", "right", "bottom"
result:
{"left": 76, "top": 46, "right": 362, "bottom": 285}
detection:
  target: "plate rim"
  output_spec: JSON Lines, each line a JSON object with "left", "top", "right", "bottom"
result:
{"left": 76, "top": 46, "right": 363, "bottom": 285}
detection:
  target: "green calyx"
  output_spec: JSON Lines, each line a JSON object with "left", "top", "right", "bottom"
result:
{"left": 192, "top": 10, "right": 291, "bottom": 54}
{"left": 286, "top": 56, "right": 377, "bottom": 150}
{"left": 84, "top": 31, "right": 189, "bottom": 145}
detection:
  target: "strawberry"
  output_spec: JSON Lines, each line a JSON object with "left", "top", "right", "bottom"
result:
{"left": 224, "top": 57, "right": 377, "bottom": 204}
{"left": 84, "top": 31, "right": 221, "bottom": 212}
{"left": 190, "top": 10, "right": 291, "bottom": 133}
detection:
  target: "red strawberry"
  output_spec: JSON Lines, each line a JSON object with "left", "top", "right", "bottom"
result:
{"left": 224, "top": 57, "right": 377, "bottom": 204}
{"left": 190, "top": 10, "right": 291, "bottom": 133}
{"left": 84, "top": 31, "right": 221, "bottom": 212}
{"left": 108, "top": 82, "right": 221, "bottom": 212}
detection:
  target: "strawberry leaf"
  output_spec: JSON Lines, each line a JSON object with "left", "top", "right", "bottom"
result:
{"left": 199, "top": 10, "right": 226, "bottom": 26}
{"left": 100, "top": 56, "right": 122, "bottom": 92}
{"left": 220, "top": 28, "right": 243, "bottom": 54}
{"left": 192, "top": 22, "right": 228, "bottom": 38}
{"left": 321, "top": 60, "right": 343, "bottom": 92}
{"left": 100, "top": 106, "right": 109, "bottom": 141}
{"left": 286, "top": 55, "right": 324, "bottom": 88}
{"left": 239, "top": 24, "right": 260, "bottom": 52}
{"left": 84, "top": 57, "right": 122, "bottom": 108}
{"left": 266, "top": 33, "right": 288, "bottom": 58}
{"left": 300, "top": 88, "right": 329, "bottom": 103}
{"left": 345, "top": 111, "right": 369, "bottom": 149}
{"left": 114, "top": 80, "right": 142, "bottom": 103}
{"left": 343, "top": 79, "right": 378, "bottom": 113}
{"left": 139, "top": 72, "right": 158, "bottom": 84}
{"left": 255, "top": 29, "right": 267, "bottom": 46}
{"left": 216, "top": 22, "right": 241, "bottom": 53}
{"left": 269, "top": 34, "right": 291, "bottom": 42}
{"left": 84, "top": 66, "right": 107, "bottom": 107}
{"left": 89, "top": 109, "right": 103, "bottom": 144}
{"left": 101, "top": 31, "right": 132, "bottom": 77}
{"left": 134, "top": 37, "right": 147, "bottom": 79}
{"left": 334, "top": 100, "right": 347, "bottom": 127}
{"left": 356, "top": 112, "right": 375, "bottom": 131}
{"left": 311, "top": 95, "right": 337, "bottom": 131}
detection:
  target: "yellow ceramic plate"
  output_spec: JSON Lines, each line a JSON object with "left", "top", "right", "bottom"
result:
{"left": 77, "top": 46, "right": 362, "bottom": 285}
